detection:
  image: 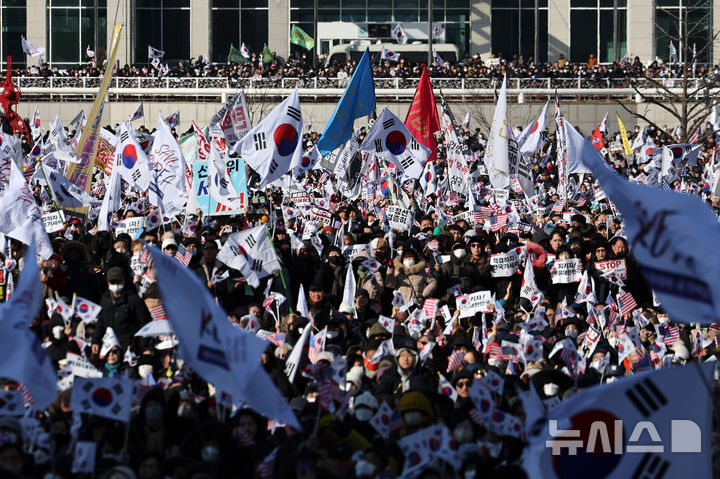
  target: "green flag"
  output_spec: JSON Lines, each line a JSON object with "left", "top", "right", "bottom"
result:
{"left": 290, "top": 25, "right": 315, "bottom": 51}
{"left": 262, "top": 44, "right": 274, "bottom": 63}
{"left": 227, "top": 44, "right": 247, "bottom": 63}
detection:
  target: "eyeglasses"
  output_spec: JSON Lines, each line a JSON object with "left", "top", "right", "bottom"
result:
{"left": 456, "top": 380, "right": 472, "bottom": 388}
{"left": 470, "top": 244, "right": 482, "bottom": 248}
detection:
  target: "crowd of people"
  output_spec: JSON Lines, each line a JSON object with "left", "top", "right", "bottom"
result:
{"left": 14, "top": 49, "right": 720, "bottom": 83}
{"left": 0, "top": 87, "right": 718, "bottom": 479}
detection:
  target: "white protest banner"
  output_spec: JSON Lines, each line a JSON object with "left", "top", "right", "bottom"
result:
{"left": 342, "top": 244, "right": 369, "bottom": 261}
{"left": 446, "top": 210, "right": 475, "bottom": 226}
{"left": 114, "top": 217, "right": 145, "bottom": 238}
{"left": 458, "top": 290, "right": 493, "bottom": 318}
{"left": 42, "top": 211, "right": 65, "bottom": 233}
{"left": 490, "top": 250, "right": 522, "bottom": 278}
{"left": 291, "top": 192, "right": 311, "bottom": 206}
{"left": 552, "top": 258, "right": 582, "bottom": 284}
{"left": 310, "top": 207, "right": 333, "bottom": 226}
{"left": 386, "top": 206, "right": 413, "bottom": 231}
{"left": 594, "top": 258, "right": 627, "bottom": 280}
{"left": 490, "top": 188, "right": 509, "bottom": 206}
{"left": 65, "top": 352, "right": 103, "bottom": 378}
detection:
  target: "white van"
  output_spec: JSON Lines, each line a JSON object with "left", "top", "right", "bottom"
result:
{"left": 324, "top": 42, "right": 461, "bottom": 67}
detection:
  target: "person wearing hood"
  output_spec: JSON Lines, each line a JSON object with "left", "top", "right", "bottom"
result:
{"left": 385, "top": 249, "right": 436, "bottom": 305}
{"left": 373, "top": 336, "right": 423, "bottom": 404}
{"left": 91, "top": 267, "right": 152, "bottom": 357}
{"left": 313, "top": 246, "right": 347, "bottom": 307}
{"left": 436, "top": 242, "right": 482, "bottom": 301}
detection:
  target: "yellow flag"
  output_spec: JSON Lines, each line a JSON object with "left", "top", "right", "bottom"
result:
{"left": 67, "top": 24, "right": 123, "bottom": 194}
{"left": 616, "top": 114, "right": 633, "bottom": 157}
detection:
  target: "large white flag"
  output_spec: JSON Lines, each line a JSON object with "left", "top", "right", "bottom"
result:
{"left": 524, "top": 363, "right": 713, "bottom": 479}
{"left": 486, "top": 74, "right": 510, "bottom": 189}
{"left": 116, "top": 122, "right": 154, "bottom": 190}
{"left": 290, "top": 145, "right": 320, "bottom": 177}
{"left": 519, "top": 101, "right": 548, "bottom": 157}
{"left": 0, "top": 163, "right": 53, "bottom": 259}
{"left": 360, "top": 108, "right": 430, "bottom": 179}
{"left": 284, "top": 319, "right": 311, "bottom": 383}
{"left": 381, "top": 46, "right": 401, "bottom": 62}
{"left": 392, "top": 24, "right": 408, "bottom": 44}
{"left": 217, "top": 225, "right": 282, "bottom": 287}
{"left": 235, "top": 89, "right": 303, "bottom": 187}
{"left": 98, "top": 156, "right": 122, "bottom": 231}
{"left": 564, "top": 121, "right": 593, "bottom": 174}
{"left": 148, "top": 114, "right": 187, "bottom": 217}
{"left": 147, "top": 45, "right": 165, "bottom": 59}
{"left": 210, "top": 92, "right": 252, "bottom": 149}
{"left": 21, "top": 35, "right": 45, "bottom": 57}
{"left": 129, "top": 102, "right": 144, "bottom": 122}
{"left": 150, "top": 246, "right": 300, "bottom": 428}
{"left": 441, "top": 106, "right": 469, "bottom": 195}
{"left": 207, "top": 143, "right": 244, "bottom": 210}
{"left": 341, "top": 265, "right": 356, "bottom": 309}
{"left": 0, "top": 243, "right": 57, "bottom": 410}
{"left": 580, "top": 127, "right": 720, "bottom": 324}
{"left": 39, "top": 161, "right": 100, "bottom": 208}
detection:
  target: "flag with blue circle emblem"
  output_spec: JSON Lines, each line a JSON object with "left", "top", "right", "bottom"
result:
{"left": 115, "top": 122, "right": 153, "bottom": 191}
{"left": 235, "top": 88, "right": 303, "bottom": 187}
{"left": 359, "top": 108, "right": 430, "bottom": 179}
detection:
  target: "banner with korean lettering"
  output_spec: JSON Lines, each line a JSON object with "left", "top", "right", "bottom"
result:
{"left": 187, "top": 158, "right": 248, "bottom": 216}
{"left": 551, "top": 258, "right": 582, "bottom": 284}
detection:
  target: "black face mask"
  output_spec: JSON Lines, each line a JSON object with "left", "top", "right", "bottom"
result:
{"left": 375, "top": 251, "right": 388, "bottom": 261}
{"left": 328, "top": 256, "right": 343, "bottom": 266}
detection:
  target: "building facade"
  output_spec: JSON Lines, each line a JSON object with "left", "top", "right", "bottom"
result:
{"left": 14, "top": 0, "right": 720, "bottom": 68}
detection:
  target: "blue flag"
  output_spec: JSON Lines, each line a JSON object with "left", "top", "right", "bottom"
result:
{"left": 317, "top": 48, "right": 375, "bottom": 156}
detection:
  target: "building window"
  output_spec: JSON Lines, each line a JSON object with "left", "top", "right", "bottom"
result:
{"left": 211, "top": 0, "right": 269, "bottom": 63}
{"left": 655, "top": 0, "right": 712, "bottom": 64}
{"left": 491, "top": 0, "right": 548, "bottom": 63}
{"left": 569, "top": 0, "right": 626, "bottom": 63}
{"left": 47, "top": 0, "right": 106, "bottom": 66}
{"left": 289, "top": 0, "right": 469, "bottom": 58}
{"left": 135, "top": 0, "right": 190, "bottom": 64}
{"left": 2, "top": 0, "right": 26, "bottom": 65}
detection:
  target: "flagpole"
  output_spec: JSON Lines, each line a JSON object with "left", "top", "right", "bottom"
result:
{"left": 266, "top": 227, "right": 294, "bottom": 314}
{"left": 37, "top": 159, "right": 61, "bottom": 211}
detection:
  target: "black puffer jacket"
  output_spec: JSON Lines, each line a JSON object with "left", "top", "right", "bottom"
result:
{"left": 92, "top": 289, "right": 152, "bottom": 351}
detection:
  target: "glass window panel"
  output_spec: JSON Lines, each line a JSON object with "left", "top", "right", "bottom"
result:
{"left": 571, "top": 0, "right": 596, "bottom": 7}
{"left": 51, "top": 9, "right": 80, "bottom": 63}
{"left": 598, "top": 9, "right": 614, "bottom": 62}
{"left": 3, "top": 0, "right": 26, "bottom": 6}
{"left": 318, "top": 9, "right": 339, "bottom": 20}
{"left": 341, "top": 0, "right": 364, "bottom": 8}
{"left": 444, "top": 23, "right": 467, "bottom": 57}
{"left": 320, "top": 0, "right": 340, "bottom": 7}
{"left": 290, "top": 0, "right": 313, "bottom": 7}
{"left": 368, "top": 11, "right": 391, "bottom": 21}
{"left": 432, "top": 8, "right": 443, "bottom": 21}
{"left": 134, "top": 8, "right": 161, "bottom": 61}
{"left": 570, "top": 9, "right": 596, "bottom": 62}
{"left": 163, "top": 9, "right": 189, "bottom": 61}
{"left": 290, "top": 9, "right": 314, "bottom": 22}
{"left": 2, "top": 7, "right": 25, "bottom": 64}
{"left": 241, "top": 0, "right": 267, "bottom": 8}
{"left": 241, "top": 9, "right": 267, "bottom": 53}
{"left": 135, "top": 0, "right": 160, "bottom": 6}
{"left": 520, "top": 9, "right": 534, "bottom": 59}
{"left": 687, "top": 7, "right": 712, "bottom": 63}
{"left": 521, "top": 0, "right": 534, "bottom": 7}
{"left": 164, "top": 0, "right": 190, "bottom": 7}
{"left": 656, "top": 0, "right": 679, "bottom": 6}
{"left": 394, "top": 10, "right": 417, "bottom": 22}
{"left": 342, "top": 9, "right": 366, "bottom": 22}
{"left": 213, "top": 0, "right": 237, "bottom": 7}
{"left": 654, "top": 8, "right": 678, "bottom": 63}
{"left": 445, "top": 0, "right": 466, "bottom": 8}
{"left": 538, "top": 9, "right": 548, "bottom": 62}
{"left": 445, "top": 10, "right": 467, "bottom": 22}
{"left": 212, "top": 9, "right": 239, "bottom": 62}
{"left": 491, "top": 9, "right": 517, "bottom": 57}
{"left": 51, "top": 0, "right": 80, "bottom": 6}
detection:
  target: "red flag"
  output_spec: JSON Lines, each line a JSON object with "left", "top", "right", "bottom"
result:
{"left": 590, "top": 125, "right": 604, "bottom": 151}
{"left": 404, "top": 67, "right": 440, "bottom": 163}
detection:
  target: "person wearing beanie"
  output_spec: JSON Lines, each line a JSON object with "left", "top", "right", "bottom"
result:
{"left": 385, "top": 249, "right": 436, "bottom": 305}
{"left": 397, "top": 390, "right": 434, "bottom": 432}
{"left": 373, "top": 336, "right": 421, "bottom": 404}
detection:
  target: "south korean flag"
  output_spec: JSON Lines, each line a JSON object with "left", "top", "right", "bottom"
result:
{"left": 360, "top": 108, "right": 430, "bottom": 179}
{"left": 235, "top": 88, "right": 303, "bottom": 187}
{"left": 70, "top": 377, "right": 133, "bottom": 422}
{"left": 524, "top": 363, "right": 714, "bottom": 479}
{"left": 217, "top": 225, "right": 282, "bottom": 287}
{"left": 290, "top": 144, "right": 320, "bottom": 176}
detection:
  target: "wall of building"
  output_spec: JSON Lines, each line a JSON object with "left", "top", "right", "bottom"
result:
{"left": 15, "top": 99, "right": 694, "bottom": 138}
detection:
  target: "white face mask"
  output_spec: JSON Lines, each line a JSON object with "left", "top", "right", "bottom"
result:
{"left": 52, "top": 325, "right": 64, "bottom": 340}
{"left": 138, "top": 364, "right": 153, "bottom": 379}
{"left": 543, "top": 383, "right": 559, "bottom": 397}
{"left": 201, "top": 445, "right": 219, "bottom": 462}
{"left": 565, "top": 327, "right": 578, "bottom": 340}
{"left": 590, "top": 360, "right": 601, "bottom": 371}
{"left": 608, "top": 337, "right": 620, "bottom": 348}
{"left": 453, "top": 249, "right": 467, "bottom": 259}
{"left": 403, "top": 259, "right": 416, "bottom": 268}
{"left": 403, "top": 411, "right": 423, "bottom": 426}
{"left": 454, "top": 424, "right": 475, "bottom": 444}
{"left": 355, "top": 408, "right": 373, "bottom": 422}
{"left": 355, "top": 459, "right": 375, "bottom": 478}
{"left": 487, "top": 356, "right": 503, "bottom": 368}
{"left": 108, "top": 283, "right": 124, "bottom": 293}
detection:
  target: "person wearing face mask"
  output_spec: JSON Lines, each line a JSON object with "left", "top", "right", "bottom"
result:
{"left": 397, "top": 390, "right": 434, "bottom": 433}
{"left": 358, "top": 237, "right": 391, "bottom": 308}
{"left": 130, "top": 390, "right": 167, "bottom": 456}
{"left": 436, "top": 242, "right": 479, "bottom": 301}
{"left": 385, "top": 249, "right": 436, "bottom": 305}
{"left": 313, "top": 247, "right": 347, "bottom": 307}
{"left": 91, "top": 267, "right": 152, "bottom": 357}
{"left": 44, "top": 314, "right": 81, "bottom": 370}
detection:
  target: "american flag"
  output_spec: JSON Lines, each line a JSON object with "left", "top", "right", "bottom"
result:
{"left": 617, "top": 290, "right": 638, "bottom": 316}
{"left": 472, "top": 327, "right": 482, "bottom": 351}
{"left": 551, "top": 198, "right": 566, "bottom": 213}
{"left": 175, "top": 244, "right": 193, "bottom": 267}
{"left": 22, "top": 160, "right": 36, "bottom": 181}
{"left": 388, "top": 409, "right": 403, "bottom": 432}
{"left": 490, "top": 213, "right": 508, "bottom": 232}
{"left": 661, "top": 324, "right": 680, "bottom": 346}
{"left": 422, "top": 298, "right": 439, "bottom": 319}
{"left": 688, "top": 127, "right": 701, "bottom": 144}
{"left": 479, "top": 206, "right": 493, "bottom": 218}
{"left": 17, "top": 383, "right": 34, "bottom": 406}
{"left": 308, "top": 329, "right": 327, "bottom": 364}
{"left": 468, "top": 408, "right": 484, "bottom": 425}
{"left": 317, "top": 379, "right": 334, "bottom": 412}
{"left": 446, "top": 351, "right": 465, "bottom": 373}
{"left": 574, "top": 196, "right": 587, "bottom": 207}
{"left": 427, "top": 239, "right": 439, "bottom": 251}
{"left": 257, "top": 448, "right": 278, "bottom": 479}
{"left": 318, "top": 172, "right": 329, "bottom": 184}
{"left": 149, "top": 304, "right": 167, "bottom": 321}
{"left": 139, "top": 247, "right": 150, "bottom": 264}
{"left": 487, "top": 343, "right": 505, "bottom": 361}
